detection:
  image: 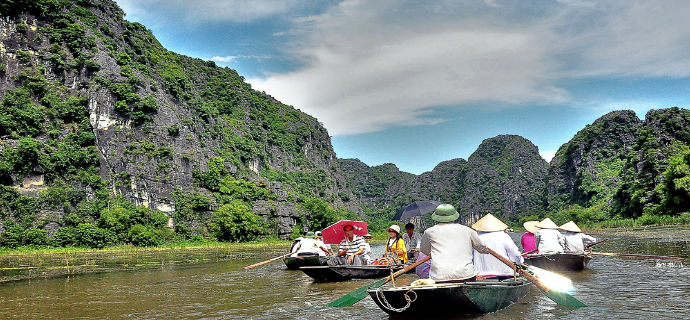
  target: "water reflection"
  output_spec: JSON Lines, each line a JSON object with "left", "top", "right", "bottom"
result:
{"left": 0, "top": 227, "right": 688, "bottom": 319}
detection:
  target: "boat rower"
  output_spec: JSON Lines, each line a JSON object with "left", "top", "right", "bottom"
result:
{"left": 471, "top": 214, "right": 524, "bottom": 280}
{"left": 559, "top": 221, "right": 596, "bottom": 253}
{"left": 534, "top": 218, "right": 565, "bottom": 254}
{"left": 291, "top": 232, "right": 329, "bottom": 257}
{"left": 420, "top": 204, "right": 489, "bottom": 282}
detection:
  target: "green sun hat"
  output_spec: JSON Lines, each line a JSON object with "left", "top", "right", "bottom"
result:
{"left": 305, "top": 231, "right": 315, "bottom": 238}
{"left": 432, "top": 204, "right": 460, "bottom": 222}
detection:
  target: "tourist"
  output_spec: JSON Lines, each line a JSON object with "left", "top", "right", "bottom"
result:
{"left": 328, "top": 224, "right": 367, "bottom": 266}
{"left": 402, "top": 222, "right": 422, "bottom": 262}
{"left": 534, "top": 218, "right": 565, "bottom": 254}
{"left": 560, "top": 221, "right": 596, "bottom": 253}
{"left": 420, "top": 204, "right": 489, "bottom": 282}
{"left": 471, "top": 214, "right": 524, "bottom": 280}
{"left": 521, "top": 220, "right": 539, "bottom": 254}
{"left": 385, "top": 225, "right": 407, "bottom": 263}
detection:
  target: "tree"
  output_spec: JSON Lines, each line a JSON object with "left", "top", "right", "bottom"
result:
{"left": 209, "top": 200, "right": 265, "bottom": 242}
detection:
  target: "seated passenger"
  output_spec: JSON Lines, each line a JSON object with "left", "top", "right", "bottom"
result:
{"left": 384, "top": 225, "right": 407, "bottom": 264}
{"left": 328, "top": 224, "right": 368, "bottom": 266}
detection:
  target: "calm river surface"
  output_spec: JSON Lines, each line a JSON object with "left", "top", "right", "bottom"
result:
{"left": 1, "top": 227, "right": 689, "bottom": 319}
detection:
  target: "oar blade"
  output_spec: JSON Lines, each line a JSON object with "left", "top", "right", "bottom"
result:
{"left": 542, "top": 289, "right": 588, "bottom": 308}
{"left": 328, "top": 279, "right": 387, "bottom": 307}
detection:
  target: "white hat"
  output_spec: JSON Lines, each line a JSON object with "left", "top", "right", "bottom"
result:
{"left": 559, "top": 221, "right": 582, "bottom": 233}
{"left": 535, "top": 218, "right": 559, "bottom": 229}
{"left": 386, "top": 225, "right": 401, "bottom": 234}
{"left": 523, "top": 221, "right": 540, "bottom": 234}
{"left": 471, "top": 214, "right": 508, "bottom": 232}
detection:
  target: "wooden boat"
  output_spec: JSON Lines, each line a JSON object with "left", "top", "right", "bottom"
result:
{"left": 283, "top": 254, "right": 329, "bottom": 270}
{"left": 367, "top": 278, "right": 531, "bottom": 316}
{"left": 300, "top": 265, "right": 404, "bottom": 282}
{"left": 523, "top": 252, "right": 591, "bottom": 271}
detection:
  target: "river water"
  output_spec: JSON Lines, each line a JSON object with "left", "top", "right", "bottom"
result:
{"left": 0, "top": 227, "right": 689, "bottom": 319}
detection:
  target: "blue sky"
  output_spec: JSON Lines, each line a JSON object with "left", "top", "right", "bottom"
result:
{"left": 116, "top": 0, "right": 690, "bottom": 174}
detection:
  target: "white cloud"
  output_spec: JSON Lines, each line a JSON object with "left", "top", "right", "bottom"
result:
{"left": 248, "top": 0, "right": 688, "bottom": 136}
{"left": 540, "top": 150, "right": 557, "bottom": 163}
{"left": 116, "top": 0, "right": 303, "bottom": 23}
{"left": 210, "top": 56, "right": 237, "bottom": 62}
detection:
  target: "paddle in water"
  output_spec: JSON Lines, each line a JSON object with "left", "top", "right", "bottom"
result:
{"left": 487, "top": 248, "right": 587, "bottom": 308}
{"left": 244, "top": 253, "right": 292, "bottom": 270}
{"left": 328, "top": 256, "right": 431, "bottom": 307}
{"left": 590, "top": 252, "right": 685, "bottom": 261}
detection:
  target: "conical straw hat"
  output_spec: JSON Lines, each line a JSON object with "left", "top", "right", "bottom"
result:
{"left": 523, "top": 221, "right": 540, "bottom": 234}
{"left": 535, "top": 217, "right": 559, "bottom": 229}
{"left": 472, "top": 214, "right": 508, "bottom": 232}
{"left": 559, "top": 221, "right": 582, "bottom": 233}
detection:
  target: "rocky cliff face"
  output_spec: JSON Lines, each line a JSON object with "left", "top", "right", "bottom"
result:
{"left": 546, "top": 110, "right": 642, "bottom": 209}
{"left": 0, "top": 0, "right": 357, "bottom": 239}
{"left": 459, "top": 135, "right": 548, "bottom": 224}
{"left": 340, "top": 135, "right": 547, "bottom": 224}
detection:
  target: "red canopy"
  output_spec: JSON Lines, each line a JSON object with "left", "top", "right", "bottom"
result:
{"left": 321, "top": 220, "right": 368, "bottom": 244}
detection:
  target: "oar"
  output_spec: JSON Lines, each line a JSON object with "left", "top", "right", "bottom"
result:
{"left": 522, "top": 249, "right": 538, "bottom": 256}
{"left": 585, "top": 238, "right": 608, "bottom": 249}
{"left": 328, "top": 256, "right": 431, "bottom": 307}
{"left": 590, "top": 252, "right": 685, "bottom": 261}
{"left": 244, "top": 253, "right": 292, "bottom": 269}
{"left": 487, "top": 248, "right": 587, "bottom": 307}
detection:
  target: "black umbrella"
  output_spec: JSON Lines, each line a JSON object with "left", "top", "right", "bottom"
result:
{"left": 392, "top": 200, "right": 442, "bottom": 221}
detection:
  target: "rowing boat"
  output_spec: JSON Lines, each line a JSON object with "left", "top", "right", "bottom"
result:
{"left": 523, "top": 252, "right": 591, "bottom": 271}
{"left": 283, "top": 254, "right": 329, "bottom": 270}
{"left": 367, "top": 278, "right": 531, "bottom": 316}
{"left": 300, "top": 265, "right": 404, "bottom": 282}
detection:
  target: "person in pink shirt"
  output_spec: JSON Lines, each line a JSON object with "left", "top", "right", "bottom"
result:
{"left": 521, "top": 221, "right": 539, "bottom": 254}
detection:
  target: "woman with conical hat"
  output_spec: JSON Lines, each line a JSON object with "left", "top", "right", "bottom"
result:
{"left": 521, "top": 221, "right": 540, "bottom": 254}
{"left": 471, "top": 214, "right": 524, "bottom": 279}
{"left": 560, "top": 221, "right": 596, "bottom": 253}
{"left": 420, "top": 204, "right": 489, "bottom": 282}
{"left": 534, "top": 218, "right": 565, "bottom": 254}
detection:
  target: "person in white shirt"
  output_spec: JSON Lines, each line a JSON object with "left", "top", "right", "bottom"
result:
{"left": 420, "top": 204, "right": 489, "bottom": 282}
{"left": 559, "top": 221, "right": 596, "bottom": 253}
{"left": 328, "top": 224, "right": 367, "bottom": 266}
{"left": 534, "top": 218, "right": 565, "bottom": 254}
{"left": 402, "top": 223, "right": 422, "bottom": 263}
{"left": 291, "top": 232, "right": 329, "bottom": 257}
{"left": 471, "top": 214, "right": 524, "bottom": 279}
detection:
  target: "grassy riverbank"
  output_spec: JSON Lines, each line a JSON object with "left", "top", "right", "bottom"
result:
{"left": 0, "top": 238, "right": 291, "bottom": 283}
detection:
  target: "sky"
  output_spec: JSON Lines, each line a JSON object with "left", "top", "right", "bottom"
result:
{"left": 115, "top": 0, "right": 690, "bottom": 174}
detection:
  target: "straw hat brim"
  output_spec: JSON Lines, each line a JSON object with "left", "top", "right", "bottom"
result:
{"left": 535, "top": 217, "right": 559, "bottom": 229}
{"left": 559, "top": 221, "right": 582, "bottom": 233}
{"left": 472, "top": 214, "right": 508, "bottom": 232}
{"left": 523, "top": 221, "right": 540, "bottom": 234}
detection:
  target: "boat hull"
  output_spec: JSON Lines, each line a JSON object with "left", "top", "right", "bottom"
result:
{"left": 524, "top": 253, "right": 591, "bottom": 271}
{"left": 283, "top": 255, "right": 329, "bottom": 270}
{"left": 366, "top": 278, "right": 531, "bottom": 316}
{"left": 300, "top": 265, "right": 403, "bottom": 282}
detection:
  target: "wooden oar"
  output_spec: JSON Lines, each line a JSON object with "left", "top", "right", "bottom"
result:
{"left": 585, "top": 238, "right": 608, "bottom": 249}
{"left": 328, "top": 256, "right": 431, "bottom": 307}
{"left": 522, "top": 249, "right": 538, "bottom": 256}
{"left": 243, "top": 253, "right": 292, "bottom": 270}
{"left": 487, "top": 248, "right": 587, "bottom": 308}
{"left": 590, "top": 252, "right": 685, "bottom": 261}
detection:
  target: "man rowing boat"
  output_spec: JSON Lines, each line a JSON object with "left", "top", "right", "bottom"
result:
{"left": 560, "top": 221, "right": 596, "bottom": 253}
{"left": 534, "top": 218, "right": 565, "bottom": 254}
{"left": 471, "top": 214, "right": 524, "bottom": 280}
{"left": 420, "top": 204, "right": 489, "bottom": 282}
